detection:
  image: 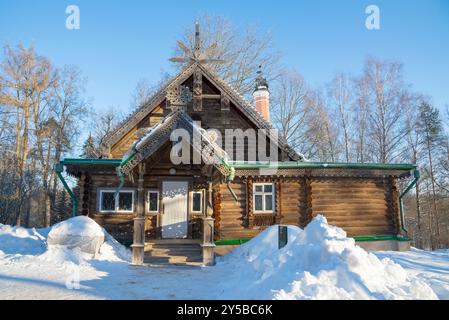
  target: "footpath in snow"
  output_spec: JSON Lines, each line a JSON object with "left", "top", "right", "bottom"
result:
{"left": 0, "top": 215, "right": 448, "bottom": 299}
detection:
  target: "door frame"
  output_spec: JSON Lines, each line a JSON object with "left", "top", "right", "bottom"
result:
{"left": 157, "top": 176, "right": 193, "bottom": 239}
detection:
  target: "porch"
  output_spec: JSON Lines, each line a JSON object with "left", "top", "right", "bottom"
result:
{"left": 143, "top": 239, "right": 203, "bottom": 267}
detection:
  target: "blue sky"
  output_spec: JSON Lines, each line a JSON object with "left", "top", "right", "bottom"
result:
{"left": 1, "top": 0, "right": 448, "bottom": 116}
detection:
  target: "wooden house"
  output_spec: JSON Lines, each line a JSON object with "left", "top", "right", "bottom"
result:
{"left": 57, "top": 25, "right": 418, "bottom": 265}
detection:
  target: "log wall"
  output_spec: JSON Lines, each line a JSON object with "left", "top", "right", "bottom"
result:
{"left": 310, "top": 177, "right": 395, "bottom": 236}
{"left": 215, "top": 175, "right": 400, "bottom": 240}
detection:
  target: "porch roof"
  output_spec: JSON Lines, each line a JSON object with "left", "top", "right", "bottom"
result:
{"left": 118, "top": 110, "right": 234, "bottom": 179}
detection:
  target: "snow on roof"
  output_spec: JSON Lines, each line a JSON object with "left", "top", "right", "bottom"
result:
{"left": 122, "top": 111, "right": 179, "bottom": 162}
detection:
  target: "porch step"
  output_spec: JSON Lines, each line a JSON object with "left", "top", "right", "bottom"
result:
{"left": 144, "top": 241, "right": 203, "bottom": 266}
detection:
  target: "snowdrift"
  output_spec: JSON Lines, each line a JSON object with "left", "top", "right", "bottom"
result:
{"left": 217, "top": 215, "right": 437, "bottom": 300}
{"left": 47, "top": 216, "right": 105, "bottom": 256}
{"left": 0, "top": 224, "right": 47, "bottom": 256}
{"left": 0, "top": 216, "right": 130, "bottom": 263}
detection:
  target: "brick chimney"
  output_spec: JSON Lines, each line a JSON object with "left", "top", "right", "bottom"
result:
{"left": 253, "top": 66, "right": 270, "bottom": 122}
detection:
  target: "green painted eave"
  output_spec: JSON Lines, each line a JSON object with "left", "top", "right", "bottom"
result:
{"left": 60, "top": 158, "right": 122, "bottom": 166}
{"left": 228, "top": 161, "right": 417, "bottom": 171}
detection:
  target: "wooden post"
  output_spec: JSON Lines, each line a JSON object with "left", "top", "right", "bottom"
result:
{"left": 201, "top": 181, "right": 215, "bottom": 266}
{"left": 131, "top": 163, "right": 145, "bottom": 265}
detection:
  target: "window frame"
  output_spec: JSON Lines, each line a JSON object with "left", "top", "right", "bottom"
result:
{"left": 98, "top": 189, "right": 135, "bottom": 213}
{"left": 253, "top": 183, "right": 275, "bottom": 214}
{"left": 147, "top": 190, "right": 160, "bottom": 214}
{"left": 190, "top": 190, "right": 204, "bottom": 214}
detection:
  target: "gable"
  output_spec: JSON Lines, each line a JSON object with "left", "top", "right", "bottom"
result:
{"left": 105, "top": 63, "right": 300, "bottom": 161}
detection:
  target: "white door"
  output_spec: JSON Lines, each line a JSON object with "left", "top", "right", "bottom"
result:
{"left": 161, "top": 180, "right": 188, "bottom": 238}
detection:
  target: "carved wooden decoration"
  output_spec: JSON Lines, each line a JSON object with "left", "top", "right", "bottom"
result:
{"left": 305, "top": 176, "right": 313, "bottom": 223}
{"left": 274, "top": 178, "right": 281, "bottom": 224}
{"left": 193, "top": 69, "right": 203, "bottom": 111}
{"left": 247, "top": 177, "right": 254, "bottom": 228}
{"left": 221, "top": 94, "right": 230, "bottom": 111}
{"left": 389, "top": 176, "right": 400, "bottom": 234}
{"left": 213, "top": 186, "right": 221, "bottom": 240}
{"left": 80, "top": 173, "right": 90, "bottom": 216}
{"left": 166, "top": 85, "right": 192, "bottom": 111}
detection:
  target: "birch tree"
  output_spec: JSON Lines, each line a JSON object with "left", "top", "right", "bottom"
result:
{"left": 328, "top": 73, "right": 353, "bottom": 162}
{"left": 271, "top": 70, "right": 309, "bottom": 151}
{"left": 363, "top": 58, "right": 411, "bottom": 163}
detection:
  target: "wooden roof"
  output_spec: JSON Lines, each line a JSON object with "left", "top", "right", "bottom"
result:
{"left": 102, "top": 62, "right": 301, "bottom": 161}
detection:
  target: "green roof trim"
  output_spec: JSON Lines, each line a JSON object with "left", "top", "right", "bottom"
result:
{"left": 228, "top": 161, "right": 416, "bottom": 171}
{"left": 352, "top": 235, "right": 411, "bottom": 242}
{"left": 60, "top": 158, "right": 122, "bottom": 166}
{"left": 59, "top": 158, "right": 416, "bottom": 172}
{"left": 215, "top": 238, "right": 252, "bottom": 246}
{"left": 215, "top": 235, "right": 411, "bottom": 245}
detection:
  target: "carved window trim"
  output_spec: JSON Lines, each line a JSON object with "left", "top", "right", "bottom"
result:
{"left": 190, "top": 189, "right": 204, "bottom": 214}
{"left": 98, "top": 188, "right": 135, "bottom": 213}
{"left": 146, "top": 190, "right": 160, "bottom": 214}
{"left": 253, "top": 183, "right": 275, "bottom": 214}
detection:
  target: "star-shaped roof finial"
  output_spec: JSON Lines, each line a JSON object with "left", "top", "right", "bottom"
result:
{"left": 169, "top": 22, "right": 226, "bottom": 65}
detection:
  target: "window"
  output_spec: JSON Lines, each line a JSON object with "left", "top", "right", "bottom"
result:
{"left": 100, "top": 191, "right": 115, "bottom": 212}
{"left": 191, "top": 190, "right": 203, "bottom": 213}
{"left": 253, "top": 183, "right": 274, "bottom": 213}
{"left": 147, "top": 191, "right": 159, "bottom": 213}
{"left": 99, "top": 189, "right": 134, "bottom": 213}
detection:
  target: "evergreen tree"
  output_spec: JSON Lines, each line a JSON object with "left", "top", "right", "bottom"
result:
{"left": 418, "top": 102, "right": 444, "bottom": 248}
{"left": 80, "top": 133, "right": 99, "bottom": 158}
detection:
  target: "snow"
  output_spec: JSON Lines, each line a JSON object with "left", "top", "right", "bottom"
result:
{"left": 47, "top": 216, "right": 105, "bottom": 255}
{"left": 49, "top": 216, "right": 104, "bottom": 239}
{"left": 0, "top": 215, "right": 448, "bottom": 300}
{"left": 215, "top": 216, "right": 437, "bottom": 299}
{"left": 122, "top": 111, "right": 178, "bottom": 161}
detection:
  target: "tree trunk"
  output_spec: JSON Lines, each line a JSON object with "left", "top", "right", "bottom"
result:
{"left": 414, "top": 182, "right": 422, "bottom": 248}
{"left": 45, "top": 193, "right": 51, "bottom": 227}
{"left": 426, "top": 132, "right": 441, "bottom": 248}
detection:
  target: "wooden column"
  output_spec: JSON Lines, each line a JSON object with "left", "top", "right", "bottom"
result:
{"left": 131, "top": 163, "right": 145, "bottom": 265}
{"left": 201, "top": 181, "right": 215, "bottom": 266}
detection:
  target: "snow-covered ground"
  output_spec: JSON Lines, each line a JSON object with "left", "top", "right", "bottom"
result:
{"left": 0, "top": 216, "right": 448, "bottom": 300}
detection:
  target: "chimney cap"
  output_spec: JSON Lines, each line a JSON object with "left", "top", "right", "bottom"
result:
{"left": 254, "top": 65, "right": 269, "bottom": 92}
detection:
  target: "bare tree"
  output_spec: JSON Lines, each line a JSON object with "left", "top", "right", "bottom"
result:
{"left": 0, "top": 45, "right": 88, "bottom": 227}
{"left": 353, "top": 76, "right": 371, "bottom": 163}
{"left": 328, "top": 73, "right": 353, "bottom": 162}
{"left": 363, "top": 58, "right": 411, "bottom": 163}
{"left": 271, "top": 70, "right": 309, "bottom": 151}
{"left": 0, "top": 44, "right": 54, "bottom": 224}
{"left": 304, "top": 89, "right": 339, "bottom": 161}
